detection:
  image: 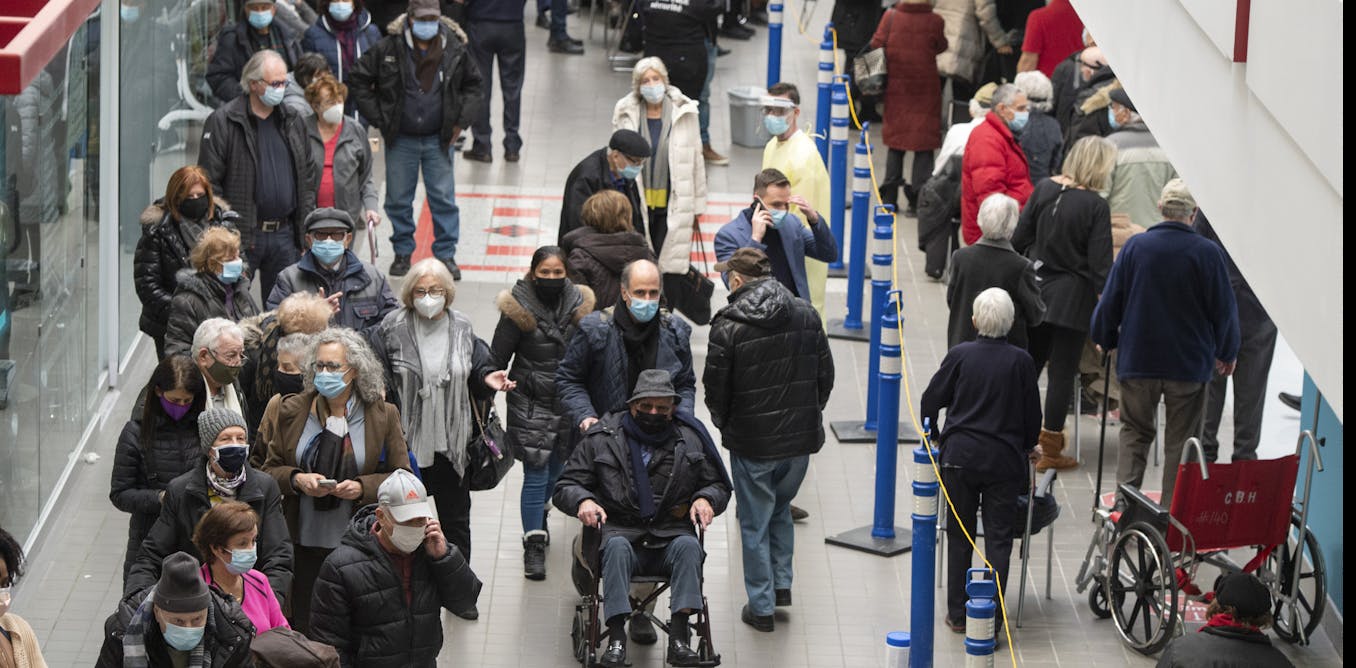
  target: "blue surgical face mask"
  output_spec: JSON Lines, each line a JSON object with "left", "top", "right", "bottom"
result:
{"left": 225, "top": 545, "right": 258, "bottom": 575}
{"left": 1107, "top": 106, "right": 1121, "bottom": 130}
{"left": 314, "top": 370, "right": 349, "bottom": 398}
{"left": 763, "top": 113, "right": 790, "bottom": 137}
{"left": 628, "top": 297, "right": 659, "bottom": 323}
{"left": 260, "top": 84, "right": 285, "bottom": 107}
{"left": 121, "top": 5, "right": 141, "bottom": 22}
{"left": 162, "top": 622, "right": 205, "bottom": 651}
{"left": 1008, "top": 110, "right": 1029, "bottom": 132}
{"left": 640, "top": 84, "right": 666, "bottom": 104}
{"left": 310, "top": 238, "right": 345, "bottom": 265}
{"left": 328, "top": 1, "right": 354, "bottom": 21}
{"left": 411, "top": 19, "right": 440, "bottom": 41}
{"left": 769, "top": 208, "right": 790, "bottom": 229}
{"left": 620, "top": 164, "right": 643, "bottom": 180}
{"left": 219, "top": 258, "right": 244, "bottom": 284}
{"left": 247, "top": 9, "right": 273, "bottom": 30}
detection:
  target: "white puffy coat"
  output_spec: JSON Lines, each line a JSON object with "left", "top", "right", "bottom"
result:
{"left": 612, "top": 86, "right": 708, "bottom": 275}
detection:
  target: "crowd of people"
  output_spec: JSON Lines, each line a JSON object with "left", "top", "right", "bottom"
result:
{"left": 0, "top": 0, "right": 1302, "bottom": 666}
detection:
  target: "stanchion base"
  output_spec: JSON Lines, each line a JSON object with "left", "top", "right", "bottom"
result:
{"left": 830, "top": 421, "right": 919, "bottom": 443}
{"left": 826, "top": 266, "right": 848, "bottom": 278}
{"left": 826, "top": 318, "right": 870, "bottom": 342}
{"left": 824, "top": 525, "right": 913, "bottom": 557}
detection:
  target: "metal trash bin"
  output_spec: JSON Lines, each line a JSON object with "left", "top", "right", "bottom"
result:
{"left": 728, "top": 86, "right": 770, "bottom": 148}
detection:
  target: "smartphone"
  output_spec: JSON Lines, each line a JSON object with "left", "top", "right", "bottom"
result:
{"left": 318, "top": 479, "right": 338, "bottom": 488}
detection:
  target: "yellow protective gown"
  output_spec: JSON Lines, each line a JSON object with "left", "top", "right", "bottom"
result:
{"left": 763, "top": 128, "right": 831, "bottom": 321}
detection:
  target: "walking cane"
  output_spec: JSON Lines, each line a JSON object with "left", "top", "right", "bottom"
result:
{"left": 366, "top": 221, "right": 379, "bottom": 265}
{"left": 1092, "top": 351, "right": 1112, "bottom": 513}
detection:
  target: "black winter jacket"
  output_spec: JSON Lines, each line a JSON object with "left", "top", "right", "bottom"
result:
{"left": 553, "top": 411, "right": 731, "bottom": 546}
{"left": 96, "top": 587, "right": 256, "bottom": 668}
{"left": 164, "top": 270, "right": 262, "bottom": 358}
{"left": 1019, "top": 110, "right": 1064, "bottom": 183}
{"left": 206, "top": 20, "right": 303, "bottom": 103}
{"left": 1011, "top": 179, "right": 1112, "bottom": 331}
{"left": 110, "top": 397, "right": 203, "bottom": 580}
{"left": 133, "top": 198, "right": 239, "bottom": 341}
{"left": 556, "top": 307, "right": 696, "bottom": 432}
{"left": 348, "top": 15, "right": 485, "bottom": 152}
{"left": 1156, "top": 625, "right": 1296, "bottom": 668}
{"left": 310, "top": 505, "right": 482, "bottom": 668}
{"left": 561, "top": 226, "right": 657, "bottom": 311}
{"left": 265, "top": 250, "right": 398, "bottom": 334}
{"left": 558, "top": 148, "right": 647, "bottom": 244}
{"left": 829, "top": 0, "right": 884, "bottom": 55}
{"left": 704, "top": 278, "right": 834, "bottom": 460}
{"left": 945, "top": 239, "right": 1045, "bottom": 348}
{"left": 490, "top": 280, "right": 596, "bottom": 466}
{"left": 198, "top": 94, "right": 319, "bottom": 250}
{"left": 125, "top": 467, "right": 294, "bottom": 606}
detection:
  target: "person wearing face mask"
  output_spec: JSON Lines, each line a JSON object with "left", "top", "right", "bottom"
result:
{"left": 310, "top": 469, "right": 481, "bottom": 666}
{"left": 1050, "top": 41, "right": 1104, "bottom": 132}
{"left": 206, "top": 0, "right": 304, "bottom": 103}
{"left": 304, "top": 75, "right": 381, "bottom": 230}
{"left": 758, "top": 84, "right": 835, "bottom": 320}
{"left": 125, "top": 410, "right": 294, "bottom": 614}
{"left": 559, "top": 129, "right": 652, "bottom": 244}
{"left": 1, "top": 526, "right": 48, "bottom": 668}
{"left": 959, "top": 83, "right": 1033, "bottom": 246}
{"left": 99, "top": 552, "right": 255, "bottom": 668}
{"left": 256, "top": 328, "right": 410, "bottom": 632}
{"left": 714, "top": 168, "right": 839, "bottom": 311}
{"left": 348, "top": 0, "right": 486, "bottom": 280}
{"left": 302, "top": 0, "right": 383, "bottom": 99}
{"left": 239, "top": 292, "right": 333, "bottom": 441}
{"left": 192, "top": 502, "right": 289, "bottom": 634}
{"left": 199, "top": 49, "right": 320, "bottom": 304}
{"left": 611, "top": 58, "right": 707, "bottom": 284}
{"left": 370, "top": 259, "right": 515, "bottom": 618}
{"left": 870, "top": 1, "right": 948, "bottom": 216}
{"left": 164, "top": 227, "right": 261, "bottom": 358}
{"left": 135, "top": 166, "right": 240, "bottom": 359}
{"left": 489, "top": 247, "right": 596, "bottom": 581}
{"left": 111, "top": 356, "right": 210, "bottom": 584}
{"left": 554, "top": 370, "right": 732, "bottom": 668}
{"left": 189, "top": 319, "right": 250, "bottom": 420}
{"left": 703, "top": 249, "right": 833, "bottom": 632}
{"left": 1103, "top": 88, "right": 1179, "bottom": 231}
{"left": 266, "top": 208, "right": 397, "bottom": 335}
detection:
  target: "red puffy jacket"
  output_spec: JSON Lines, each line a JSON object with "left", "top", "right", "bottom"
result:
{"left": 960, "top": 112, "right": 1033, "bottom": 244}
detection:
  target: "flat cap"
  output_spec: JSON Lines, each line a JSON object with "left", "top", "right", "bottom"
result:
{"left": 608, "top": 129, "right": 651, "bottom": 160}
{"left": 304, "top": 207, "right": 356, "bottom": 233}
{"left": 715, "top": 247, "right": 772, "bottom": 278}
{"left": 1109, "top": 87, "right": 1136, "bottom": 113}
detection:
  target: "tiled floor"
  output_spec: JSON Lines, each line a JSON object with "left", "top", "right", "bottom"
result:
{"left": 10, "top": 5, "right": 1342, "bottom": 667}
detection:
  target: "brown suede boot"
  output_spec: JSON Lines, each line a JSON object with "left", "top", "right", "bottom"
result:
{"left": 1036, "top": 428, "right": 1079, "bottom": 472}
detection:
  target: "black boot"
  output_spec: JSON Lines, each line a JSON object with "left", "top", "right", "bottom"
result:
{"left": 523, "top": 531, "right": 548, "bottom": 581}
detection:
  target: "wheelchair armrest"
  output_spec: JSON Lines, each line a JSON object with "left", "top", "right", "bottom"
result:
{"left": 1116, "top": 484, "right": 1170, "bottom": 533}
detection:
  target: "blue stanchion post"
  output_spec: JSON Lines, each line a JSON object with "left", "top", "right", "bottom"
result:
{"left": 828, "top": 75, "right": 849, "bottom": 272}
{"left": 965, "top": 569, "right": 998, "bottom": 667}
{"left": 872, "top": 291, "right": 904, "bottom": 538}
{"left": 864, "top": 207, "right": 892, "bottom": 431}
{"left": 766, "top": 1, "right": 783, "bottom": 89}
{"left": 911, "top": 441, "right": 940, "bottom": 668}
{"left": 825, "top": 125, "right": 873, "bottom": 341}
{"left": 815, "top": 25, "right": 834, "bottom": 164}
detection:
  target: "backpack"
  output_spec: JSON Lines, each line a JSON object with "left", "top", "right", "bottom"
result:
{"left": 915, "top": 154, "right": 963, "bottom": 278}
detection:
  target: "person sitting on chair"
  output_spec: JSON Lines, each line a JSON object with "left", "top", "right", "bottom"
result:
{"left": 1156, "top": 572, "right": 1295, "bottom": 668}
{"left": 553, "top": 370, "right": 732, "bottom": 668}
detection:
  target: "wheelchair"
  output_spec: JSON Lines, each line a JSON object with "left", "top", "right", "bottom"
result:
{"left": 568, "top": 524, "right": 721, "bottom": 667}
{"left": 1075, "top": 433, "right": 1327, "bottom": 655}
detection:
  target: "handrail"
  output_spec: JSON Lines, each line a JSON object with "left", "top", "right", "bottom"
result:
{"left": 1293, "top": 430, "right": 1325, "bottom": 472}
{"left": 1179, "top": 437, "right": 1210, "bottom": 480}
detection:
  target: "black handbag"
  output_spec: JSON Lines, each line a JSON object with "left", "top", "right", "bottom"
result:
{"left": 660, "top": 227, "right": 715, "bottom": 326}
{"left": 466, "top": 398, "right": 514, "bottom": 491}
{"left": 852, "top": 9, "right": 894, "bottom": 97}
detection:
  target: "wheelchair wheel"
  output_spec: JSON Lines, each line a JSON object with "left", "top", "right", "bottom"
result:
{"left": 1107, "top": 521, "right": 1178, "bottom": 655}
{"left": 1269, "top": 513, "right": 1327, "bottom": 645}
{"left": 1088, "top": 576, "right": 1112, "bottom": 619}
{"left": 571, "top": 606, "right": 589, "bottom": 664}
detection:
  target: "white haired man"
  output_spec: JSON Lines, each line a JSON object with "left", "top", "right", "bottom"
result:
{"left": 921, "top": 287, "right": 1042, "bottom": 636}
{"left": 944, "top": 194, "right": 1045, "bottom": 349}
{"left": 191, "top": 318, "right": 249, "bottom": 417}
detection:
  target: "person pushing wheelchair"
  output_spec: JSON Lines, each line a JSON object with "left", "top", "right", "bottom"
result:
{"left": 554, "top": 369, "right": 732, "bottom": 668}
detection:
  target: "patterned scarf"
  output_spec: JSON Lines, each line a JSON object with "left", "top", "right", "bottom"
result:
{"left": 205, "top": 462, "right": 245, "bottom": 499}
{"left": 122, "top": 590, "right": 209, "bottom": 668}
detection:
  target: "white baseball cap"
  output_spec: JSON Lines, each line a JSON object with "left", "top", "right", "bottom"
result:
{"left": 377, "top": 469, "right": 434, "bottom": 523}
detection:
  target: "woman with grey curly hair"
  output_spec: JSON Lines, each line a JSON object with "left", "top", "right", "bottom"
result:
{"left": 1014, "top": 70, "right": 1064, "bottom": 183}
{"left": 258, "top": 326, "right": 411, "bottom": 634}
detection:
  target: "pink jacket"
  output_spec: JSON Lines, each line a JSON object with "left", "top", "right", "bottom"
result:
{"left": 201, "top": 565, "right": 290, "bottom": 634}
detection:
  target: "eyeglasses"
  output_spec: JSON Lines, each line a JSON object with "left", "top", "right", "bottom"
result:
{"left": 412, "top": 287, "right": 447, "bottom": 298}
{"left": 310, "top": 230, "right": 348, "bottom": 241}
{"left": 211, "top": 349, "right": 244, "bottom": 365}
{"left": 314, "top": 361, "right": 350, "bottom": 373}
{"left": 256, "top": 79, "right": 288, "bottom": 90}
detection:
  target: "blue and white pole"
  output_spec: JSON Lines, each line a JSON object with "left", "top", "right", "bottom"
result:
{"left": 815, "top": 24, "right": 835, "bottom": 163}
{"left": 910, "top": 442, "right": 940, "bottom": 668}
{"left": 871, "top": 291, "right": 904, "bottom": 540}
{"left": 964, "top": 569, "right": 998, "bottom": 667}
{"left": 845, "top": 126, "right": 872, "bottom": 330}
{"left": 766, "top": 1, "right": 783, "bottom": 89}
{"left": 863, "top": 206, "right": 894, "bottom": 431}
{"left": 828, "top": 74, "right": 850, "bottom": 272}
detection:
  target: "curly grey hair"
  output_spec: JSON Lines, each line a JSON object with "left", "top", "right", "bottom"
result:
{"left": 302, "top": 327, "right": 385, "bottom": 404}
{"left": 1013, "top": 71, "right": 1053, "bottom": 113}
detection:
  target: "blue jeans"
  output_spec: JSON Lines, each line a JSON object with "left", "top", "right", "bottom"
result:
{"left": 247, "top": 226, "right": 301, "bottom": 307}
{"left": 699, "top": 38, "right": 716, "bottom": 145}
{"left": 601, "top": 534, "right": 705, "bottom": 622}
{"left": 384, "top": 134, "right": 461, "bottom": 259}
{"left": 538, "top": 0, "right": 569, "bottom": 40}
{"left": 730, "top": 453, "right": 809, "bottom": 615}
{"left": 520, "top": 451, "right": 565, "bottom": 533}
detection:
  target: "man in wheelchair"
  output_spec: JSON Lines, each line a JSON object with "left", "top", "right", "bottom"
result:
{"left": 554, "top": 369, "right": 732, "bottom": 668}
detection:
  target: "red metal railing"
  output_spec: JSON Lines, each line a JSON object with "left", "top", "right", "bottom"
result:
{"left": 0, "top": 0, "right": 102, "bottom": 94}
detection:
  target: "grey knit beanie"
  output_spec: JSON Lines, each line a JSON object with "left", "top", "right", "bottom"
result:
{"left": 198, "top": 408, "right": 248, "bottom": 453}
